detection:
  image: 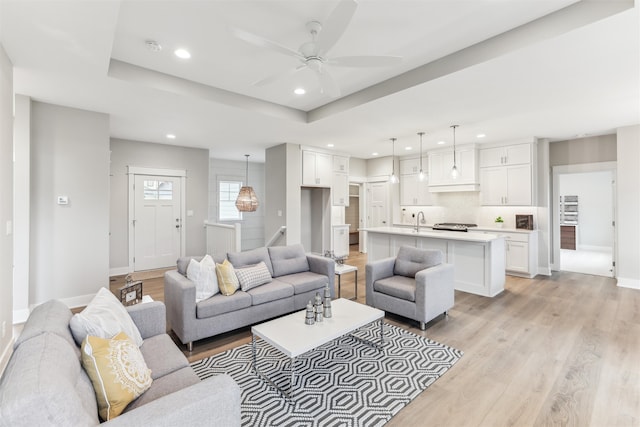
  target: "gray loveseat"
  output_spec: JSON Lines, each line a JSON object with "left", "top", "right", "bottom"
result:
{"left": 164, "top": 244, "right": 335, "bottom": 351}
{"left": 0, "top": 299, "right": 241, "bottom": 426}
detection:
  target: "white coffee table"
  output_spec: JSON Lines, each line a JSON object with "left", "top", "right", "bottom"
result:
{"left": 251, "top": 298, "right": 385, "bottom": 399}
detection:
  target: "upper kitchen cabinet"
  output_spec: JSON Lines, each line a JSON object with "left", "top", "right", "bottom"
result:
{"left": 302, "top": 149, "right": 332, "bottom": 187}
{"left": 479, "top": 142, "right": 534, "bottom": 206}
{"left": 333, "top": 155, "right": 349, "bottom": 173}
{"left": 332, "top": 155, "right": 349, "bottom": 206}
{"left": 400, "top": 158, "right": 432, "bottom": 206}
{"left": 428, "top": 146, "right": 479, "bottom": 192}
{"left": 479, "top": 143, "right": 531, "bottom": 167}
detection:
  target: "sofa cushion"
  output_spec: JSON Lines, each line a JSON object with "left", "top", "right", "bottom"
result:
{"left": 0, "top": 333, "right": 98, "bottom": 426}
{"left": 247, "top": 279, "right": 294, "bottom": 305}
{"left": 394, "top": 246, "right": 443, "bottom": 278}
{"left": 124, "top": 366, "right": 200, "bottom": 414}
{"left": 196, "top": 291, "right": 252, "bottom": 319}
{"left": 216, "top": 259, "right": 240, "bottom": 296}
{"left": 187, "top": 255, "right": 219, "bottom": 302}
{"left": 227, "top": 247, "right": 274, "bottom": 277}
{"left": 268, "top": 244, "right": 310, "bottom": 277}
{"left": 235, "top": 261, "right": 273, "bottom": 292}
{"left": 374, "top": 275, "right": 417, "bottom": 302}
{"left": 81, "top": 332, "right": 153, "bottom": 421}
{"left": 14, "top": 299, "right": 77, "bottom": 354}
{"left": 276, "top": 271, "right": 328, "bottom": 295}
{"left": 140, "top": 334, "right": 190, "bottom": 380}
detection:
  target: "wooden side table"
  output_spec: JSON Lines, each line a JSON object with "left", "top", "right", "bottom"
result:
{"left": 334, "top": 264, "right": 358, "bottom": 300}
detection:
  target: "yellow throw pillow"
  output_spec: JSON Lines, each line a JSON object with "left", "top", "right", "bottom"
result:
{"left": 81, "top": 332, "right": 152, "bottom": 421}
{"left": 216, "top": 259, "right": 240, "bottom": 296}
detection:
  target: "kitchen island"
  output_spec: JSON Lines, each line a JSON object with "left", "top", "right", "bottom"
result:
{"left": 362, "top": 226, "right": 505, "bottom": 297}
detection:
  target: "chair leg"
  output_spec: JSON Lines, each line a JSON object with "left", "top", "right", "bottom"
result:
{"left": 187, "top": 341, "right": 193, "bottom": 352}
{"left": 419, "top": 321, "right": 426, "bottom": 331}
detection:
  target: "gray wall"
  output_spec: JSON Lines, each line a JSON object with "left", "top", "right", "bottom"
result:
{"left": 549, "top": 134, "right": 616, "bottom": 166}
{"left": 0, "top": 43, "right": 14, "bottom": 371}
{"left": 208, "top": 158, "right": 265, "bottom": 250}
{"left": 265, "top": 143, "right": 302, "bottom": 245}
{"left": 30, "top": 101, "right": 110, "bottom": 305}
{"left": 110, "top": 138, "right": 209, "bottom": 270}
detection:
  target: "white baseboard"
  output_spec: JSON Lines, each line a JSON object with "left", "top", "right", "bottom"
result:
{"left": 617, "top": 277, "right": 640, "bottom": 290}
{"left": 110, "top": 266, "right": 130, "bottom": 277}
{"left": 0, "top": 338, "right": 15, "bottom": 377}
{"left": 537, "top": 267, "right": 552, "bottom": 276}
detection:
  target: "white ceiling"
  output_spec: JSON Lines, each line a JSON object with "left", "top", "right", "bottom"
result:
{"left": 1, "top": 0, "right": 638, "bottom": 162}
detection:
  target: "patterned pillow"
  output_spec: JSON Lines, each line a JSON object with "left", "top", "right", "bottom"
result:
{"left": 216, "top": 259, "right": 240, "bottom": 296}
{"left": 81, "top": 332, "right": 152, "bottom": 421}
{"left": 235, "top": 261, "right": 273, "bottom": 292}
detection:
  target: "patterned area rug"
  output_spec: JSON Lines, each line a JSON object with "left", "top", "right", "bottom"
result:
{"left": 191, "top": 323, "right": 462, "bottom": 427}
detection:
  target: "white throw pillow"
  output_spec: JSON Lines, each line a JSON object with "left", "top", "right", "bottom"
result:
{"left": 70, "top": 287, "right": 144, "bottom": 347}
{"left": 187, "top": 255, "right": 219, "bottom": 302}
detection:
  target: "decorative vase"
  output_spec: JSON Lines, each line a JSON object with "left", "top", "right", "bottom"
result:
{"left": 305, "top": 300, "right": 315, "bottom": 325}
{"left": 323, "top": 284, "right": 332, "bottom": 318}
{"left": 314, "top": 292, "right": 323, "bottom": 322}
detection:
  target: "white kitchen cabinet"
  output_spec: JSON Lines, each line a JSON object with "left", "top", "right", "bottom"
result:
{"left": 400, "top": 158, "right": 431, "bottom": 206}
{"left": 332, "top": 225, "right": 350, "bottom": 258}
{"left": 480, "top": 163, "right": 531, "bottom": 205}
{"left": 302, "top": 150, "right": 332, "bottom": 187}
{"left": 479, "top": 144, "right": 531, "bottom": 167}
{"left": 333, "top": 155, "right": 349, "bottom": 173}
{"left": 428, "top": 147, "right": 479, "bottom": 191}
{"left": 332, "top": 171, "right": 349, "bottom": 206}
{"left": 489, "top": 230, "right": 538, "bottom": 278}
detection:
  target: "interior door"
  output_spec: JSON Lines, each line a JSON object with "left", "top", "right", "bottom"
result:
{"left": 368, "top": 182, "right": 389, "bottom": 227}
{"left": 134, "top": 175, "right": 182, "bottom": 271}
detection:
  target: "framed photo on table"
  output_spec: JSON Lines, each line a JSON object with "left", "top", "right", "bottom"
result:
{"left": 119, "top": 280, "right": 143, "bottom": 306}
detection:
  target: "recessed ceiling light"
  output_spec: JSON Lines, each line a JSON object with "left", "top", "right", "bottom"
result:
{"left": 405, "top": 146, "right": 412, "bottom": 151}
{"left": 372, "top": 152, "right": 379, "bottom": 156}
{"left": 327, "top": 143, "right": 334, "bottom": 148}
{"left": 294, "top": 87, "right": 306, "bottom": 95}
{"left": 145, "top": 40, "right": 162, "bottom": 52}
{"left": 166, "top": 134, "right": 176, "bottom": 139}
{"left": 174, "top": 48, "right": 191, "bottom": 59}
{"left": 477, "top": 133, "right": 486, "bottom": 138}
{"left": 437, "top": 141, "right": 446, "bottom": 145}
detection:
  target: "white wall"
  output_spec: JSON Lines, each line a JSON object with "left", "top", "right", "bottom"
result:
{"left": 30, "top": 101, "right": 110, "bottom": 307}
{"left": 110, "top": 138, "right": 209, "bottom": 271}
{"left": 616, "top": 125, "right": 640, "bottom": 289}
{"left": 0, "top": 42, "right": 14, "bottom": 373}
{"left": 559, "top": 171, "right": 613, "bottom": 249}
{"left": 208, "top": 158, "right": 265, "bottom": 250}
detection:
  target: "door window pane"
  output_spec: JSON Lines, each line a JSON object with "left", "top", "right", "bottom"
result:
{"left": 144, "top": 180, "right": 173, "bottom": 200}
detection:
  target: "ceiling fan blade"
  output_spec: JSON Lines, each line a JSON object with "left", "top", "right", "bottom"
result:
{"left": 328, "top": 55, "right": 403, "bottom": 68}
{"left": 317, "top": 67, "right": 341, "bottom": 98}
{"left": 315, "top": 0, "right": 358, "bottom": 56}
{"left": 253, "top": 64, "right": 307, "bottom": 87}
{"left": 231, "top": 27, "right": 305, "bottom": 61}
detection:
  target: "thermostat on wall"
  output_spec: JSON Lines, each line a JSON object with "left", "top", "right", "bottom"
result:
{"left": 57, "top": 196, "right": 69, "bottom": 205}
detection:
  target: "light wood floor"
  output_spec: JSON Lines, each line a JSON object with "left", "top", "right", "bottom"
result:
{"left": 110, "top": 246, "right": 640, "bottom": 427}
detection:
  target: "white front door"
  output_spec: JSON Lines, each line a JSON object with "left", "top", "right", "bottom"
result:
{"left": 134, "top": 175, "right": 182, "bottom": 271}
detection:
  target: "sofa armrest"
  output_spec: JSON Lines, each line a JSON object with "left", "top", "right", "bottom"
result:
{"left": 306, "top": 254, "right": 335, "bottom": 296}
{"left": 126, "top": 301, "right": 166, "bottom": 339}
{"left": 164, "top": 270, "right": 197, "bottom": 345}
{"left": 415, "top": 263, "right": 455, "bottom": 318}
{"left": 365, "top": 257, "right": 396, "bottom": 306}
{"left": 103, "top": 374, "right": 241, "bottom": 427}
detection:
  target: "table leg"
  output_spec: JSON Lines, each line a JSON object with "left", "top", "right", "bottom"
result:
{"left": 338, "top": 274, "right": 342, "bottom": 298}
{"left": 289, "top": 357, "right": 296, "bottom": 398}
{"left": 355, "top": 270, "right": 358, "bottom": 299}
{"left": 379, "top": 318, "right": 385, "bottom": 346}
{"left": 252, "top": 334, "right": 257, "bottom": 372}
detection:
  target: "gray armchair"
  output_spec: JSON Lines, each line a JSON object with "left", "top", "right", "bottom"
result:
{"left": 366, "top": 246, "right": 454, "bottom": 330}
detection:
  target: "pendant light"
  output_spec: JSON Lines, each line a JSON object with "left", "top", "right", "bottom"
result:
{"left": 235, "top": 154, "right": 259, "bottom": 212}
{"left": 417, "top": 132, "right": 426, "bottom": 181}
{"left": 450, "top": 125, "right": 459, "bottom": 179}
{"left": 389, "top": 138, "right": 399, "bottom": 184}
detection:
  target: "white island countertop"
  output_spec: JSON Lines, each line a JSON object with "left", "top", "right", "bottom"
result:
{"left": 360, "top": 226, "right": 502, "bottom": 243}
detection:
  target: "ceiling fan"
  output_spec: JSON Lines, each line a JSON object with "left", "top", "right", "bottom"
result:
{"left": 232, "top": 0, "right": 402, "bottom": 97}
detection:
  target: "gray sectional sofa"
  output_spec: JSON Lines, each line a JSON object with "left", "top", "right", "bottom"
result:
{"left": 0, "top": 299, "right": 241, "bottom": 426}
{"left": 164, "top": 244, "right": 335, "bottom": 351}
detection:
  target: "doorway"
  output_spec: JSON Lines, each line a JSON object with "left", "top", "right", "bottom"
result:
{"left": 552, "top": 163, "right": 616, "bottom": 277}
{"left": 128, "top": 167, "right": 186, "bottom": 272}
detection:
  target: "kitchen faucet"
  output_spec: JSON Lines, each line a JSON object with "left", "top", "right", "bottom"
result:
{"left": 415, "top": 211, "right": 425, "bottom": 233}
